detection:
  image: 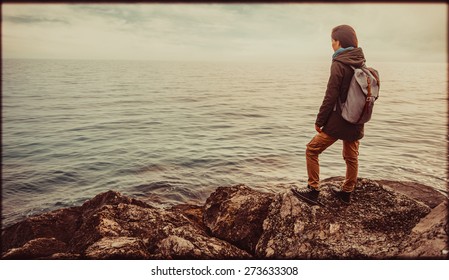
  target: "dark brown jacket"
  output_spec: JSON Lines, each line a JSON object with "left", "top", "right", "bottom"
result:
{"left": 316, "top": 48, "right": 366, "bottom": 141}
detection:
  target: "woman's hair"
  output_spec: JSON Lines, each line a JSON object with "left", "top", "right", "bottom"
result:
{"left": 331, "top": 25, "right": 358, "bottom": 48}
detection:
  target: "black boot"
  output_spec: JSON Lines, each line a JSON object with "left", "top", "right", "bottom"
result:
{"left": 291, "top": 185, "right": 320, "bottom": 205}
{"left": 331, "top": 187, "right": 351, "bottom": 205}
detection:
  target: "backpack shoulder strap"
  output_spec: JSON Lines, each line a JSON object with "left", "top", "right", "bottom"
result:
{"left": 366, "top": 67, "right": 380, "bottom": 87}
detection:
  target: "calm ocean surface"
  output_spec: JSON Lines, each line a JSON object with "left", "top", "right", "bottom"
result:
{"left": 2, "top": 59, "right": 447, "bottom": 226}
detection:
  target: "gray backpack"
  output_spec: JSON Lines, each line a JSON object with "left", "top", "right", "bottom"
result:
{"left": 336, "top": 65, "right": 380, "bottom": 124}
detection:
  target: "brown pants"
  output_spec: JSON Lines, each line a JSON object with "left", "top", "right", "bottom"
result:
{"left": 306, "top": 132, "right": 359, "bottom": 192}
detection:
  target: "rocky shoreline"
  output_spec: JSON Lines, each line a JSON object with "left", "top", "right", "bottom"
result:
{"left": 1, "top": 177, "right": 447, "bottom": 259}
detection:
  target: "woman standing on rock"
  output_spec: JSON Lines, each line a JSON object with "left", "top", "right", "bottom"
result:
{"left": 292, "top": 24, "right": 367, "bottom": 205}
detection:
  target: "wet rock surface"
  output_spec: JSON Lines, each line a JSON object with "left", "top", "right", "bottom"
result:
{"left": 1, "top": 178, "right": 447, "bottom": 259}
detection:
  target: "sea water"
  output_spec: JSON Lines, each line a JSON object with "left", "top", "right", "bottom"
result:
{"left": 2, "top": 59, "right": 447, "bottom": 226}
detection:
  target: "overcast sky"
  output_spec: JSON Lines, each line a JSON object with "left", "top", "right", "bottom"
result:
{"left": 2, "top": 3, "right": 447, "bottom": 63}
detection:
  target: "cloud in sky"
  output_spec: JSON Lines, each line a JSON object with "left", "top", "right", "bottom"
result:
{"left": 2, "top": 3, "right": 447, "bottom": 62}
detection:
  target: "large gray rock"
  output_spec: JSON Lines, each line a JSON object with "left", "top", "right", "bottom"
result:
{"left": 255, "top": 179, "right": 434, "bottom": 259}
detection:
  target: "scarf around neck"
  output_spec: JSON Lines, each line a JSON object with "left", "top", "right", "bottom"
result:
{"left": 332, "top": 46, "right": 354, "bottom": 59}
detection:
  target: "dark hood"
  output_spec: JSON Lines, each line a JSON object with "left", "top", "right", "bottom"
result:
{"left": 333, "top": 47, "right": 366, "bottom": 67}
